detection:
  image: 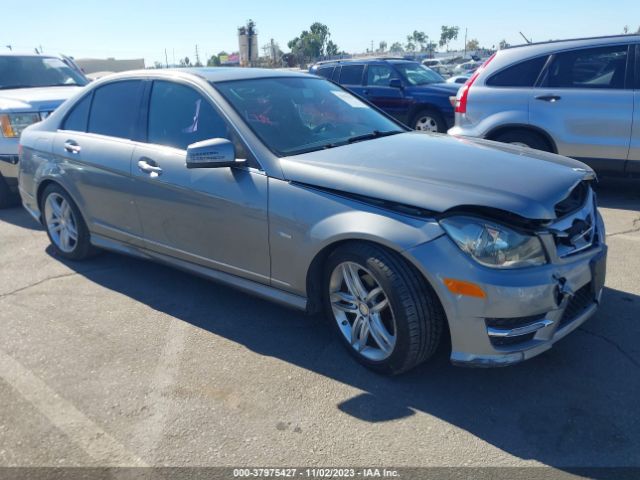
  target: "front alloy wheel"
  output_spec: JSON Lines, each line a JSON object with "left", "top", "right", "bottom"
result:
{"left": 414, "top": 115, "right": 440, "bottom": 133}
{"left": 324, "top": 242, "right": 445, "bottom": 375}
{"left": 329, "top": 261, "right": 397, "bottom": 361}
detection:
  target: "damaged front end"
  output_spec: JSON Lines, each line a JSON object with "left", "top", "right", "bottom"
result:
{"left": 402, "top": 178, "right": 607, "bottom": 367}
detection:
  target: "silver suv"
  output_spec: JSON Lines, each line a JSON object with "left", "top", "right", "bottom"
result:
{"left": 449, "top": 35, "right": 640, "bottom": 175}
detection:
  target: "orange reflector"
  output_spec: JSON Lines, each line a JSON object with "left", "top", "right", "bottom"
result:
{"left": 443, "top": 278, "right": 486, "bottom": 298}
{"left": 0, "top": 115, "right": 15, "bottom": 138}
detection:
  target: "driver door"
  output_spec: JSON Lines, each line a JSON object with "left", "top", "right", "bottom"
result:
{"left": 131, "top": 80, "right": 270, "bottom": 283}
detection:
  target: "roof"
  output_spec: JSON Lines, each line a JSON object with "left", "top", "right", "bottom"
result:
{"left": 179, "top": 67, "right": 310, "bottom": 82}
{"left": 313, "top": 57, "right": 419, "bottom": 67}
{"left": 506, "top": 33, "right": 640, "bottom": 51}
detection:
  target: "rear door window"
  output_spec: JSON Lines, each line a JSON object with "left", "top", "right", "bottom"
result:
{"left": 544, "top": 45, "right": 629, "bottom": 89}
{"left": 486, "top": 56, "right": 548, "bottom": 87}
{"left": 87, "top": 80, "right": 143, "bottom": 139}
{"left": 339, "top": 65, "right": 364, "bottom": 85}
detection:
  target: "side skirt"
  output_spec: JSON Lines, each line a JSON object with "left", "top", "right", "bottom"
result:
{"left": 90, "top": 234, "right": 308, "bottom": 312}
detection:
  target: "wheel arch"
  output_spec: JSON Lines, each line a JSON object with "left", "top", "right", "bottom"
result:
{"left": 485, "top": 124, "right": 558, "bottom": 153}
{"left": 36, "top": 178, "right": 89, "bottom": 227}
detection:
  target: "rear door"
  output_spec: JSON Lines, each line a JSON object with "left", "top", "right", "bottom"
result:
{"left": 130, "top": 79, "right": 270, "bottom": 283}
{"left": 627, "top": 43, "right": 640, "bottom": 174}
{"left": 363, "top": 64, "right": 410, "bottom": 122}
{"left": 53, "top": 80, "right": 144, "bottom": 244}
{"left": 529, "top": 44, "right": 634, "bottom": 172}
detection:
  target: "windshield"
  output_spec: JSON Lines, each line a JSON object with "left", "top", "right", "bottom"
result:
{"left": 214, "top": 77, "right": 405, "bottom": 156}
{"left": 0, "top": 56, "right": 88, "bottom": 90}
{"left": 394, "top": 63, "right": 444, "bottom": 85}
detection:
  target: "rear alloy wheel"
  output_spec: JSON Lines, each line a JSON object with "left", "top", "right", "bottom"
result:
{"left": 324, "top": 242, "right": 445, "bottom": 375}
{"left": 41, "top": 184, "right": 97, "bottom": 260}
{"left": 412, "top": 110, "right": 446, "bottom": 133}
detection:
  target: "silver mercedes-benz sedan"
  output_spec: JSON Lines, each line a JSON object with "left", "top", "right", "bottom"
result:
{"left": 18, "top": 68, "right": 607, "bottom": 374}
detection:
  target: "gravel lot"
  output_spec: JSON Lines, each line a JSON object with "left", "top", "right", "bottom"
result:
{"left": 0, "top": 178, "right": 639, "bottom": 472}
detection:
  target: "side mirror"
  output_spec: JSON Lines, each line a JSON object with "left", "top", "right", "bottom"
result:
{"left": 389, "top": 78, "right": 403, "bottom": 89}
{"left": 186, "top": 138, "right": 245, "bottom": 169}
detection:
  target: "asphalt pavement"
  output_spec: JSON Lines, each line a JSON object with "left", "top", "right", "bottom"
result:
{"left": 0, "top": 178, "right": 639, "bottom": 473}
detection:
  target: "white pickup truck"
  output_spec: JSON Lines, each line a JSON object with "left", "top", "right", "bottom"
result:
{"left": 0, "top": 53, "right": 87, "bottom": 207}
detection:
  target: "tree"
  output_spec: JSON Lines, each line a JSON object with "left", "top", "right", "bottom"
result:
{"left": 466, "top": 38, "right": 480, "bottom": 51}
{"left": 412, "top": 31, "right": 427, "bottom": 51}
{"left": 207, "top": 55, "right": 220, "bottom": 67}
{"left": 405, "top": 35, "right": 416, "bottom": 52}
{"left": 179, "top": 56, "right": 191, "bottom": 67}
{"left": 438, "top": 25, "right": 459, "bottom": 51}
{"left": 498, "top": 39, "right": 510, "bottom": 50}
{"left": 378, "top": 41, "right": 387, "bottom": 53}
{"left": 153, "top": 61, "right": 164, "bottom": 69}
{"left": 288, "top": 22, "right": 338, "bottom": 62}
{"left": 389, "top": 42, "right": 403, "bottom": 53}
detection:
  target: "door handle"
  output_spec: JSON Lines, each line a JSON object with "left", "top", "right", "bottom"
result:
{"left": 64, "top": 140, "right": 81, "bottom": 154}
{"left": 535, "top": 95, "right": 561, "bottom": 103}
{"left": 137, "top": 158, "right": 163, "bottom": 176}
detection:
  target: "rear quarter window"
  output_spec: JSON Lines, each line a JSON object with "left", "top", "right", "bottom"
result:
{"left": 486, "top": 56, "right": 548, "bottom": 87}
{"left": 61, "top": 93, "right": 92, "bottom": 132}
{"left": 315, "top": 66, "right": 335, "bottom": 79}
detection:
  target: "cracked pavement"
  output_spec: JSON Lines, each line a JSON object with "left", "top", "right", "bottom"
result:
{"left": 0, "top": 178, "right": 638, "bottom": 470}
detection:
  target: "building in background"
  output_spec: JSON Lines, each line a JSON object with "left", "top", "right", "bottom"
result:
{"left": 238, "top": 20, "right": 258, "bottom": 67}
{"left": 75, "top": 57, "right": 145, "bottom": 74}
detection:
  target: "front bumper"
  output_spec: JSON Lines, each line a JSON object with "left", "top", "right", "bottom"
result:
{"left": 403, "top": 214, "right": 607, "bottom": 367}
{"left": 0, "top": 154, "right": 19, "bottom": 192}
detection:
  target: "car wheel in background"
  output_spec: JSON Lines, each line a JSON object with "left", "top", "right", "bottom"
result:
{"left": 412, "top": 109, "right": 446, "bottom": 133}
{"left": 493, "top": 129, "right": 553, "bottom": 152}
{"left": 323, "top": 242, "right": 445, "bottom": 375}
{"left": 41, "top": 184, "right": 97, "bottom": 260}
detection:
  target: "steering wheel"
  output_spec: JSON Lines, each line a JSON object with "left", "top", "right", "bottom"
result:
{"left": 311, "top": 122, "right": 336, "bottom": 134}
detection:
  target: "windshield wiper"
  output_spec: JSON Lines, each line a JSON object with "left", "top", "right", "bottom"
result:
{"left": 347, "top": 130, "right": 403, "bottom": 144}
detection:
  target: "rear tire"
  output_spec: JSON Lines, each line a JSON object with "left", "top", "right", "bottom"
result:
{"left": 493, "top": 129, "right": 553, "bottom": 152}
{"left": 40, "top": 184, "right": 97, "bottom": 261}
{"left": 323, "top": 242, "right": 445, "bottom": 375}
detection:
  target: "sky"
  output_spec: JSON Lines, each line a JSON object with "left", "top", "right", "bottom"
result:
{"left": 3, "top": 0, "right": 639, "bottom": 65}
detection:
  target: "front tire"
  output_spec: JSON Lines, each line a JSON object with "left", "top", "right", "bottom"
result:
{"left": 323, "top": 242, "right": 445, "bottom": 375}
{"left": 412, "top": 109, "right": 446, "bottom": 133}
{"left": 41, "top": 184, "right": 97, "bottom": 260}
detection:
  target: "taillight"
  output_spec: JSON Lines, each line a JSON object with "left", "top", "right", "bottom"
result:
{"left": 455, "top": 53, "right": 496, "bottom": 114}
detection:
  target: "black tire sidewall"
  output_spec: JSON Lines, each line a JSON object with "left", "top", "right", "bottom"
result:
{"left": 323, "top": 245, "right": 423, "bottom": 374}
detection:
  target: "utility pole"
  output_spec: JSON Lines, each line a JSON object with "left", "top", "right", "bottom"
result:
{"left": 164, "top": 48, "right": 169, "bottom": 68}
{"left": 195, "top": 44, "right": 201, "bottom": 66}
{"left": 371, "top": 40, "right": 374, "bottom": 54}
{"left": 464, "top": 28, "right": 468, "bottom": 57}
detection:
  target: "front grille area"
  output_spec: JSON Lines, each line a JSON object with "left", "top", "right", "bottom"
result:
{"left": 551, "top": 184, "right": 597, "bottom": 258}
{"left": 559, "top": 283, "right": 594, "bottom": 329}
{"left": 555, "top": 181, "right": 589, "bottom": 218}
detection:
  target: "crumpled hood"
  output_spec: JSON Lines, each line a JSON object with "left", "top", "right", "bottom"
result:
{"left": 280, "top": 132, "right": 592, "bottom": 221}
{"left": 0, "top": 86, "right": 82, "bottom": 112}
